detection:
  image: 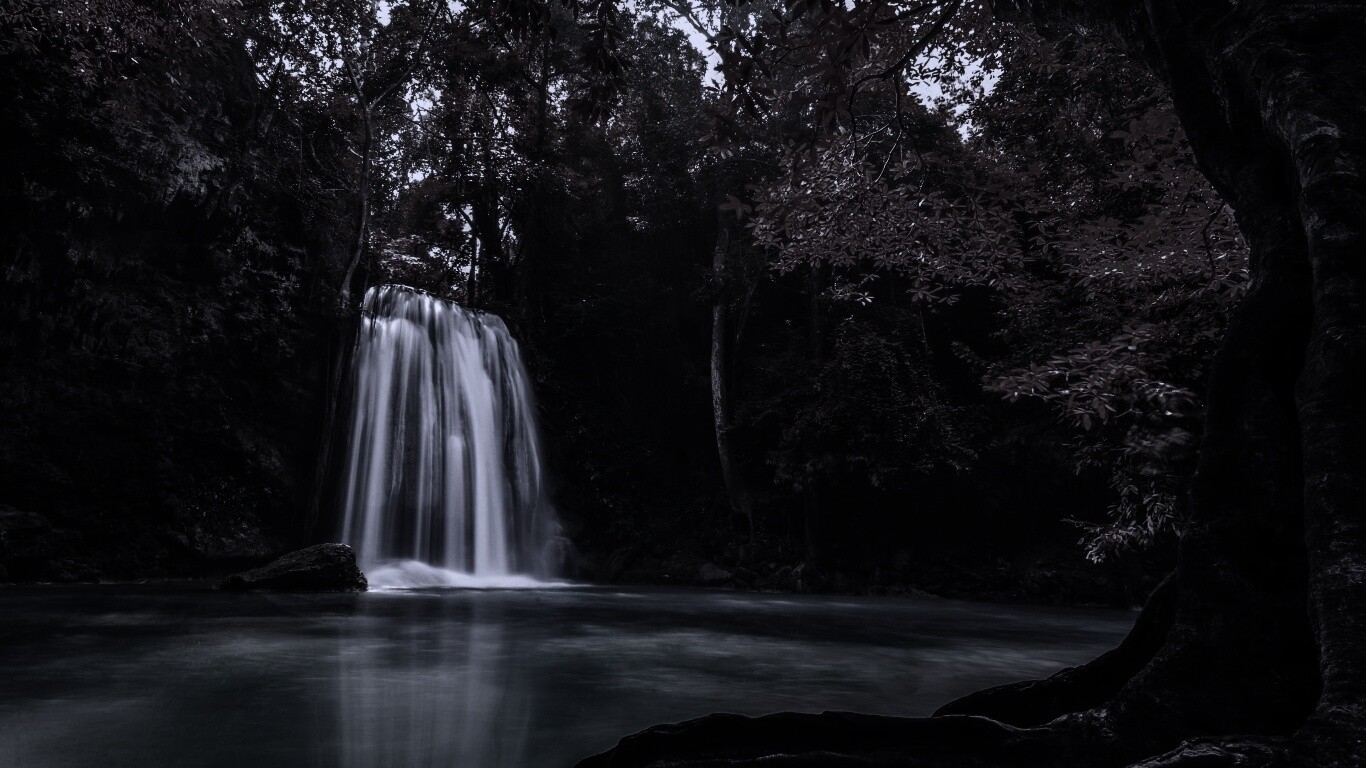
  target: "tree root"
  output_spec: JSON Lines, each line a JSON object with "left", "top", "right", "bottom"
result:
{"left": 574, "top": 710, "right": 1136, "bottom": 768}
{"left": 574, "top": 567, "right": 1324, "bottom": 768}
{"left": 577, "top": 712, "right": 1366, "bottom": 768}
{"left": 1121, "top": 724, "right": 1365, "bottom": 768}
{"left": 1125, "top": 737, "right": 1297, "bottom": 768}
{"left": 934, "top": 573, "right": 1178, "bottom": 726}
{"left": 574, "top": 714, "right": 1356, "bottom": 768}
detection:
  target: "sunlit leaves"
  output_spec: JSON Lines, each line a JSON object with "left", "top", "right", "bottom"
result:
{"left": 990, "top": 327, "right": 1199, "bottom": 431}
{"left": 748, "top": 132, "right": 1023, "bottom": 304}
{"left": 1, "top": 0, "right": 198, "bottom": 77}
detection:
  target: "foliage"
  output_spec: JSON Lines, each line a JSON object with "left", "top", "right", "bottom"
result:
{"left": 0, "top": 1, "right": 346, "bottom": 575}
{"left": 0, "top": 0, "right": 1235, "bottom": 584}
{"left": 737, "top": 11, "right": 1245, "bottom": 560}
{"left": 755, "top": 307, "right": 979, "bottom": 493}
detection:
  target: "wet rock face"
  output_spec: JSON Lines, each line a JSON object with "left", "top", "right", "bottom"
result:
{"left": 218, "top": 543, "right": 367, "bottom": 592}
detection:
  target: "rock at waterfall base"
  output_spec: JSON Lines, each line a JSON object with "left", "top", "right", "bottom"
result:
{"left": 217, "top": 543, "right": 367, "bottom": 592}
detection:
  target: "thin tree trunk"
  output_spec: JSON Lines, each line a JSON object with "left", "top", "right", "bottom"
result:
{"left": 306, "top": 312, "right": 361, "bottom": 542}
{"left": 515, "top": 43, "right": 553, "bottom": 325}
{"left": 466, "top": 237, "right": 479, "bottom": 305}
{"left": 338, "top": 105, "right": 373, "bottom": 313}
{"left": 710, "top": 221, "right": 754, "bottom": 539}
{"left": 472, "top": 188, "right": 504, "bottom": 302}
{"left": 804, "top": 259, "right": 825, "bottom": 563}
{"left": 316, "top": 102, "right": 374, "bottom": 539}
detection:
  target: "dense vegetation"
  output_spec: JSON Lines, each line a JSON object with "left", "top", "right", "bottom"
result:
{"left": 0, "top": 0, "right": 1240, "bottom": 602}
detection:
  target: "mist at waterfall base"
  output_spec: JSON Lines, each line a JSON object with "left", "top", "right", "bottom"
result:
{"left": 334, "top": 285, "right": 563, "bottom": 589}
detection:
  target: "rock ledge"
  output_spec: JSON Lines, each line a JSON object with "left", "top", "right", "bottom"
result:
{"left": 218, "top": 543, "right": 367, "bottom": 592}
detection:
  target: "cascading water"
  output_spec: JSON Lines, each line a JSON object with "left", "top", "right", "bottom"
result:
{"left": 336, "top": 285, "right": 560, "bottom": 588}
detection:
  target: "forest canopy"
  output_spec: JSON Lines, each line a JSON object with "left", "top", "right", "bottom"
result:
{"left": 2, "top": 0, "right": 1235, "bottom": 596}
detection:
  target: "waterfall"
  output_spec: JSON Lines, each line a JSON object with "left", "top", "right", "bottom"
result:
{"left": 336, "top": 285, "right": 560, "bottom": 588}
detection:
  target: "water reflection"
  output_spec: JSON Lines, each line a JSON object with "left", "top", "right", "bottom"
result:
{"left": 337, "top": 600, "right": 530, "bottom": 768}
{"left": 0, "top": 586, "right": 1135, "bottom": 768}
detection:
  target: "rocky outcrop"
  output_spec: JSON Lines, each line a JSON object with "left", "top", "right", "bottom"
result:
{"left": 217, "top": 543, "right": 367, "bottom": 592}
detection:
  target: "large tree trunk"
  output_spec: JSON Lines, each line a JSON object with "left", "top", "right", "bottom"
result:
{"left": 1165, "top": 2, "right": 1365, "bottom": 762}
{"left": 576, "top": 2, "right": 1366, "bottom": 766}
{"left": 1070, "top": 3, "right": 1366, "bottom": 763}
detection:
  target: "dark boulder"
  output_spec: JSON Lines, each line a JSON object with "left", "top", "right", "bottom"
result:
{"left": 0, "top": 505, "right": 98, "bottom": 582}
{"left": 217, "top": 543, "right": 367, "bottom": 592}
{"left": 0, "top": 506, "right": 56, "bottom": 580}
{"left": 698, "top": 562, "right": 734, "bottom": 585}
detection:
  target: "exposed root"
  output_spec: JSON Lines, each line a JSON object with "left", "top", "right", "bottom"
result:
{"left": 934, "top": 574, "right": 1177, "bottom": 726}
{"left": 1124, "top": 711, "right": 1366, "bottom": 768}
{"left": 574, "top": 710, "right": 1139, "bottom": 768}
{"left": 576, "top": 709, "right": 1366, "bottom": 768}
{"left": 1125, "top": 737, "right": 1297, "bottom": 768}
{"left": 576, "top": 718, "right": 1331, "bottom": 768}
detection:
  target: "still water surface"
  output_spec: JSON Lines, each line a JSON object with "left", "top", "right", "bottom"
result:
{"left": 0, "top": 585, "right": 1132, "bottom": 768}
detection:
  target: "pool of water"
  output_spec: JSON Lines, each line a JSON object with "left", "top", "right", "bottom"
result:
{"left": 0, "top": 584, "right": 1132, "bottom": 768}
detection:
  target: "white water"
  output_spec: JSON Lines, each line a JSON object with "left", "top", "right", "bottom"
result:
{"left": 337, "top": 285, "right": 560, "bottom": 588}
{"left": 366, "top": 560, "right": 568, "bottom": 590}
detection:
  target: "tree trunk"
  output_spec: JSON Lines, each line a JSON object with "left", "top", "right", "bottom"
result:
{"left": 1204, "top": 2, "right": 1366, "bottom": 762}
{"left": 711, "top": 220, "right": 755, "bottom": 538}
{"left": 472, "top": 135, "right": 509, "bottom": 306}
{"left": 576, "top": 2, "right": 1366, "bottom": 766}
{"left": 314, "top": 102, "right": 375, "bottom": 542}
{"left": 804, "top": 260, "right": 826, "bottom": 563}
{"left": 338, "top": 105, "right": 373, "bottom": 313}
{"left": 306, "top": 311, "right": 361, "bottom": 543}
{"left": 466, "top": 237, "right": 480, "bottom": 304}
